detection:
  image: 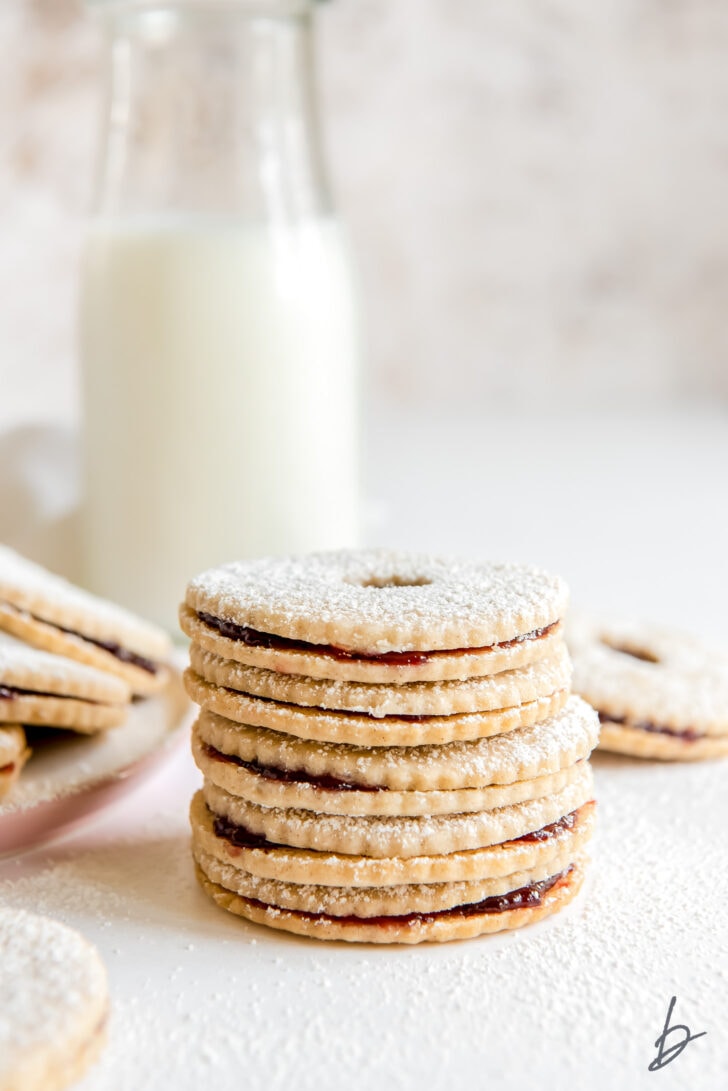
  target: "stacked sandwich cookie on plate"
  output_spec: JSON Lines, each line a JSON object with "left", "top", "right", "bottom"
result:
{"left": 0, "top": 635, "right": 130, "bottom": 733}
{"left": 0, "top": 546, "right": 170, "bottom": 697}
{"left": 0, "top": 546, "right": 172, "bottom": 802}
{"left": 182, "top": 550, "right": 598, "bottom": 944}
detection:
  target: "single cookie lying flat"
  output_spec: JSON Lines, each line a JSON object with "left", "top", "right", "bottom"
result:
{"left": 0, "top": 545, "right": 171, "bottom": 695}
{"left": 183, "top": 550, "right": 569, "bottom": 657}
{"left": 0, "top": 726, "right": 30, "bottom": 800}
{"left": 190, "top": 791, "right": 596, "bottom": 886}
{"left": 569, "top": 615, "right": 728, "bottom": 760}
{"left": 0, "top": 634, "right": 129, "bottom": 734}
{"left": 0, "top": 909, "right": 108, "bottom": 1091}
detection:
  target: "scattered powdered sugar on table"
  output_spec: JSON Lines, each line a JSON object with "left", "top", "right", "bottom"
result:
{"left": 0, "top": 753, "right": 725, "bottom": 1091}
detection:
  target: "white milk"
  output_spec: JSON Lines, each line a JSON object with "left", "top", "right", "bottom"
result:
{"left": 80, "top": 217, "right": 360, "bottom": 631}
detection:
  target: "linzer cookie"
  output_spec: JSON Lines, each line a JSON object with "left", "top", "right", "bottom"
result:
{"left": 200, "top": 765, "right": 593, "bottom": 858}
{"left": 192, "top": 697, "right": 598, "bottom": 816}
{"left": 183, "top": 548, "right": 596, "bottom": 943}
{"left": 569, "top": 615, "right": 728, "bottom": 760}
{"left": 181, "top": 550, "right": 568, "bottom": 683}
{"left": 0, "top": 634, "right": 129, "bottom": 734}
{"left": 190, "top": 790, "right": 596, "bottom": 887}
{"left": 195, "top": 859, "right": 585, "bottom": 944}
{"left": 188, "top": 641, "right": 572, "bottom": 718}
{"left": 180, "top": 604, "right": 565, "bottom": 685}
{"left": 194, "top": 844, "right": 586, "bottom": 919}
{"left": 193, "top": 697, "right": 598, "bottom": 791}
{"left": 184, "top": 669, "right": 569, "bottom": 747}
{"left": 0, "top": 909, "right": 108, "bottom": 1091}
{"left": 0, "top": 545, "right": 171, "bottom": 696}
{"left": 0, "top": 726, "right": 30, "bottom": 800}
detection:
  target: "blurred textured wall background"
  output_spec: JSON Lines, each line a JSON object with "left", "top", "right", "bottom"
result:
{"left": 2, "top": 0, "right": 728, "bottom": 430}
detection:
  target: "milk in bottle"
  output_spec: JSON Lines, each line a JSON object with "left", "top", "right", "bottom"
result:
{"left": 81, "top": 2, "right": 360, "bottom": 630}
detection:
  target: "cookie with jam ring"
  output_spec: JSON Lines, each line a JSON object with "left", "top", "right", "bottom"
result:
{"left": 181, "top": 550, "right": 568, "bottom": 684}
{"left": 194, "top": 857, "right": 586, "bottom": 944}
{"left": 190, "top": 789, "right": 596, "bottom": 887}
{"left": 191, "top": 697, "right": 597, "bottom": 817}
{"left": 0, "top": 545, "right": 171, "bottom": 696}
{"left": 569, "top": 615, "right": 728, "bottom": 760}
{"left": 0, "top": 634, "right": 129, "bottom": 734}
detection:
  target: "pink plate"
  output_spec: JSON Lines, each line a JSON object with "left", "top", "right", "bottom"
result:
{"left": 0, "top": 669, "right": 192, "bottom": 857}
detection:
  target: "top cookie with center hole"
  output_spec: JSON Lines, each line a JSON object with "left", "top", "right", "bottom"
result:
{"left": 183, "top": 549, "right": 568, "bottom": 655}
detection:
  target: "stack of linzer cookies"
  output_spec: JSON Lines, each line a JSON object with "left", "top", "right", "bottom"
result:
{"left": 0, "top": 546, "right": 171, "bottom": 800}
{"left": 181, "top": 550, "right": 599, "bottom": 944}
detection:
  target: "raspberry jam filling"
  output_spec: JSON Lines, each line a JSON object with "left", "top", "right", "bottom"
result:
{"left": 211, "top": 805, "right": 586, "bottom": 853}
{"left": 203, "top": 742, "right": 382, "bottom": 792}
{"left": 51, "top": 618, "right": 157, "bottom": 674}
{"left": 598, "top": 711, "right": 703, "bottom": 743}
{"left": 0, "top": 684, "right": 81, "bottom": 701}
{"left": 217, "top": 684, "right": 559, "bottom": 725}
{"left": 2, "top": 603, "right": 159, "bottom": 675}
{"left": 72, "top": 633, "right": 158, "bottom": 674}
{"left": 238, "top": 867, "right": 573, "bottom": 926}
{"left": 197, "top": 612, "right": 557, "bottom": 665}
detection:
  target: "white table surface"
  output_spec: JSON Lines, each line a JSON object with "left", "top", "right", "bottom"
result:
{"left": 1, "top": 405, "right": 726, "bottom": 1091}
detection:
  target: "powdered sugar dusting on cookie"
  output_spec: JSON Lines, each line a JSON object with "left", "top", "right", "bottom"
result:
{"left": 569, "top": 614, "right": 728, "bottom": 736}
{"left": 0, "top": 632, "right": 129, "bottom": 703}
{"left": 193, "top": 843, "right": 578, "bottom": 918}
{"left": 190, "top": 641, "right": 573, "bottom": 718}
{"left": 202, "top": 766, "right": 593, "bottom": 857}
{"left": 185, "top": 550, "right": 568, "bottom": 652}
{"left": 196, "top": 696, "right": 598, "bottom": 790}
{"left": 0, "top": 908, "right": 107, "bottom": 1083}
{"left": 0, "top": 545, "right": 170, "bottom": 659}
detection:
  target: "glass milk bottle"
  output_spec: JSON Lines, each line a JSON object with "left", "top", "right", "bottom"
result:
{"left": 80, "top": 0, "right": 360, "bottom": 631}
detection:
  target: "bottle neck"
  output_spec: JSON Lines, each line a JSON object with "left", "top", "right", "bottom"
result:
{"left": 93, "top": 4, "right": 331, "bottom": 221}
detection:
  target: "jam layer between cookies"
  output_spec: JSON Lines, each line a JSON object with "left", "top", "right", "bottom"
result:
{"left": 203, "top": 743, "right": 382, "bottom": 792}
{"left": 209, "top": 866, "right": 574, "bottom": 928}
{"left": 598, "top": 711, "right": 704, "bottom": 743}
{"left": 1, "top": 603, "right": 159, "bottom": 675}
{"left": 197, "top": 612, "right": 559, "bottom": 666}
{"left": 202, "top": 743, "right": 584, "bottom": 798}
{"left": 210, "top": 804, "right": 587, "bottom": 852}
{"left": 0, "top": 684, "right": 100, "bottom": 705}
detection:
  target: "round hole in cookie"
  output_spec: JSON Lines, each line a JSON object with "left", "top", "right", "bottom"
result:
{"left": 350, "top": 576, "right": 434, "bottom": 590}
{"left": 600, "top": 637, "right": 660, "bottom": 664}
